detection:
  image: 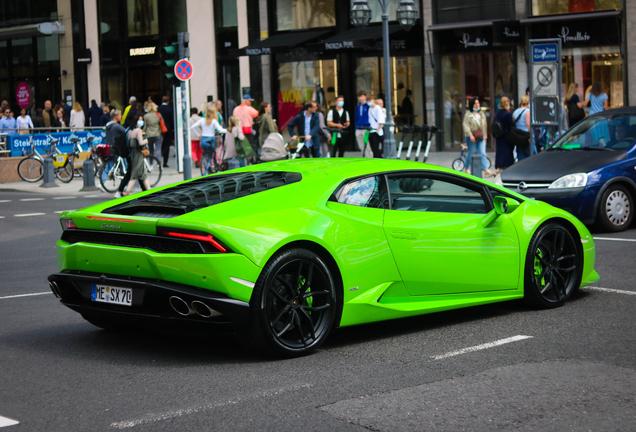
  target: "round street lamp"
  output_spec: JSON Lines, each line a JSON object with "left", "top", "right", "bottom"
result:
{"left": 396, "top": 0, "right": 420, "bottom": 32}
{"left": 350, "top": 0, "right": 372, "bottom": 27}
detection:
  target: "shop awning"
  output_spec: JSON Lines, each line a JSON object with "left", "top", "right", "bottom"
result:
{"left": 308, "top": 25, "right": 404, "bottom": 52}
{"left": 230, "top": 29, "right": 331, "bottom": 57}
{"left": 427, "top": 20, "right": 494, "bottom": 32}
{"left": 520, "top": 9, "right": 621, "bottom": 24}
{"left": 0, "top": 21, "right": 65, "bottom": 40}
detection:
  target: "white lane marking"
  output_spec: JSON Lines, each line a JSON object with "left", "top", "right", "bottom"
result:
{"left": 0, "top": 200, "right": 11, "bottom": 203}
{"left": 431, "top": 335, "right": 533, "bottom": 361}
{"left": 583, "top": 286, "right": 636, "bottom": 296}
{"left": 84, "top": 194, "right": 103, "bottom": 198}
{"left": 0, "top": 216, "right": 4, "bottom": 219}
{"left": 0, "top": 415, "right": 19, "bottom": 427}
{"left": 52, "top": 196, "right": 77, "bottom": 200}
{"left": 230, "top": 277, "right": 255, "bottom": 288}
{"left": 19, "top": 198, "right": 45, "bottom": 201}
{"left": 593, "top": 236, "right": 636, "bottom": 242}
{"left": 14, "top": 213, "right": 46, "bottom": 217}
{"left": 111, "top": 383, "right": 313, "bottom": 429}
{"left": 0, "top": 292, "right": 51, "bottom": 300}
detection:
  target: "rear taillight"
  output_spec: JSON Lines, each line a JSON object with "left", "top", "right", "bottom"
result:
{"left": 60, "top": 219, "right": 77, "bottom": 231}
{"left": 157, "top": 227, "right": 230, "bottom": 253}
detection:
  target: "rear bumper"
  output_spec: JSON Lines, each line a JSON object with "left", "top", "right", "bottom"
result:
{"left": 48, "top": 271, "right": 250, "bottom": 328}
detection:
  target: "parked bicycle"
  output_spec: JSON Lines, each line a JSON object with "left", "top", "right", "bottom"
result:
{"left": 98, "top": 152, "right": 162, "bottom": 193}
{"left": 17, "top": 134, "right": 74, "bottom": 183}
{"left": 452, "top": 143, "right": 492, "bottom": 172}
{"left": 200, "top": 132, "right": 227, "bottom": 176}
{"left": 69, "top": 132, "right": 101, "bottom": 178}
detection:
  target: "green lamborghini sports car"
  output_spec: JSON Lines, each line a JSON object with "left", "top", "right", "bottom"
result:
{"left": 48, "top": 158, "right": 599, "bottom": 357}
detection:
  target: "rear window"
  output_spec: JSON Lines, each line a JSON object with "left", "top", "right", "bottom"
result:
{"left": 103, "top": 171, "right": 302, "bottom": 217}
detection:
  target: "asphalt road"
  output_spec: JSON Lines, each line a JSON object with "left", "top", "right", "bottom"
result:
{"left": 1, "top": 191, "right": 635, "bottom": 431}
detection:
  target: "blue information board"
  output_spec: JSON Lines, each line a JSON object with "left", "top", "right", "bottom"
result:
{"left": 8, "top": 131, "right": 104, "bottom": 157}
{"left": 532, "top": 43, "right": 558, "bottom": 63}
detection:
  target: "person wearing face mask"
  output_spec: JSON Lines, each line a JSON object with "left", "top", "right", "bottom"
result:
{"left": 326, "top": 96, "right": 351, "bottom": 157}
{"left": 123, "top": 113, "right": 151, "bottom": 196}
{"left": 462, "top": 97, "right": 495, "bottom": 176}
{"left": 354, "top": 90, "right": 370, "bottom": 154}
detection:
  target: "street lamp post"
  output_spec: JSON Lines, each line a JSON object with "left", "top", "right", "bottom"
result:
{"left": 351, "top": 0, "right": 419, "bottom": 159}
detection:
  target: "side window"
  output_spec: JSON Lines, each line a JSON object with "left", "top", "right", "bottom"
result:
{"left": 387, "top": 174, "right": 488, "bottom": 214}
{"left": 334, "top": 176, "right": 386, "bottom": 208}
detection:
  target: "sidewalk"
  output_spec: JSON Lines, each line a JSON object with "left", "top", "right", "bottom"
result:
{"left": 0, "top": 150, "right": 462, "bottom": 196}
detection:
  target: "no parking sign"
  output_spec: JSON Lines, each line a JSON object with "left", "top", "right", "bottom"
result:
{"left": 174, "top": 59, "right": 193, "bottom": 81}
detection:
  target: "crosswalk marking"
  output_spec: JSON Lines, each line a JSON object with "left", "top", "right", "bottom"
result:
{"left": 14, "top": 213, "right": 46, "bottom": 217}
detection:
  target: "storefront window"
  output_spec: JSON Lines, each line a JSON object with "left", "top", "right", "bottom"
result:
{"left": 276, "top": 0, "right": 336, "bottom": 31}
{"left": 36, "top": 35, "right": 60, "bottom": 76}
{"left": 532, "top": 0, "right": 621, "bottom": 15}
{"left": 493, "top": 51, "right": 515, "bottom": 109}
{"left": 277, "top": 59, "right": 337, "bottom": 135}
{"left": 98, "top": 0, "right": 120, "bottom": 41}
{"left": 214, "top": 0, "right": 238, "bottom": 28}
{"left": 127, "top": 0, "right": 159, "bottom": 37}
{"left": 0, "top": 41, "right": 8, "bottom": 79}
{"left": 441, "top": 54, "right": 462, "bottom": 149}
{"left": 348, "top": 0, "right": 397, "bottom": 22}
{"left": 164, "top": 0, "right": 187, "bottom": 36}
{"left": 12, "top": 38, "right": 34, "bottom": 78}
{"left": 101, "top": 69, "right": 124, "bottom": 110}
{"left": 562, "top": 47, "right": 623, "bottom": 108}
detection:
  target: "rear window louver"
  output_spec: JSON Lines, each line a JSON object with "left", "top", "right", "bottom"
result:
{"left": 103, "top": 171, "right": 302, "bottom": 217}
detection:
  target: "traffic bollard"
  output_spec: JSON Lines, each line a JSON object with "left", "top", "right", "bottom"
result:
{"left": 40, "top": 156, "right": 58, "bottom": 188}
{"left": 80, "top": 159, "right": 99, "bottom": 191}
{"left": 470, "top": 153, "right": 482, "bottom": 178}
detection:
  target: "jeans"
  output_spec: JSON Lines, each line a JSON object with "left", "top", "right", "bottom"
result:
{"left": 465, "top": 137, "right": 488, "bottom": 170}
{"left": 200, "top": 136, "right": 215, "bottom": 152}
{"left": 147, "top": 136, "right": 163, "bottom": 157}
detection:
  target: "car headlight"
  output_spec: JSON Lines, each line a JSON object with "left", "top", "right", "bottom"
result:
{"left": 548, "top": 173, "right": 588, "bottom": 189}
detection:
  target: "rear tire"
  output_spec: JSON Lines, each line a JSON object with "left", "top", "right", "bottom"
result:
{"left": 596, "top": 185, "right": 633, "bottom": 232}
{"left": 145, "top": 155, "right": 162, "bottom": 188}
{"left": 55, "top": 158, "right": 74, "bottom": 183}
{"left": 98, "top": 159, "right": 119, "bottom": 193}
{"left": 18, "top": 157, "right": 43, "bottom": 182}
{"left": 452, "top": 158, "right": 464, "bottom": 171}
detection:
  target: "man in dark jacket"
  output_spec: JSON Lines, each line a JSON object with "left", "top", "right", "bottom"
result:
{"left": 87, "top": 100, "right": 102, "bottom": 127}
{"left": 157, "top": 96, "right": 174, "bottom": 167}
{"left": 287, "top": 101, "right": 320, "bottom": 158}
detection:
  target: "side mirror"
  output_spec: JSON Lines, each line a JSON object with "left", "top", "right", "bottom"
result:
{"left": 483, "top": 196, "right": 520, "bottom": 226}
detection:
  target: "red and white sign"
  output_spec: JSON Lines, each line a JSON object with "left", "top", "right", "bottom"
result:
{"left": 175, "top": 59, "right": 193, "bottom": 81}
{"left": 16, "top": 82, "right": 30, "bottom": 108}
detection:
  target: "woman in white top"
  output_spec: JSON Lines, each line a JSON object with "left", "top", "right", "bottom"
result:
{"left": 223, "top": 116, "right": 246, "bottom": 169}
{"left": 16, "top": 108, "right": 34, "bottom": 135}
{"left": 69, "top": 102, "right": 85, "bottom": 131}
{"left": 190, "top": 106, "right": 226, "bottom": 154}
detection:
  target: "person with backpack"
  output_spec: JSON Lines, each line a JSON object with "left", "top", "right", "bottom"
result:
{"left": 492, "top": 97, "right": 514, "bottom": 172}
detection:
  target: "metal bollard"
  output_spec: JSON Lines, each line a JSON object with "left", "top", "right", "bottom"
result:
{"left": 40, "top": 156, "right": 58, "bottom": 188}
{"left": 80, "top": 159, "right": 99, "bottom": 191}
{"left": 470, "top": 152, "right": 482, "bottom": 178}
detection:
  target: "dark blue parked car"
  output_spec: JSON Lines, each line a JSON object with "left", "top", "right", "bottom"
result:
{"left": 501, "top": 107, "right": 636, "bottom": 232}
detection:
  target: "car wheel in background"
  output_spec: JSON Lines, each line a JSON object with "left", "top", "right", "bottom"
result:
{"left": 247, "top": 248, "right": 339, "bottom": 357}
{"left": 597, "top": 185, "right": 633, "bottom": 232}
{"left": 524, "top": 222, "right": 581, "bottom": 309}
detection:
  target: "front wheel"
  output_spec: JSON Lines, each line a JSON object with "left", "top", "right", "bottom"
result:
{"left": 524, "top": 222, "right": 581, "bottom": 309}
{"left": 18, "top": 157, "right": 43, "bottom": 182}
{"left": 98, "top": 159, "right": 119, "bottom": 193}
{"left": 200, "top": 152, "right": 218, "bottom": 176}
{"left": 145, "top": 155, "right": 162, "bottom": 188}
{"left": 452, "top": 158, "right": 464, "bottom": 171}
{"left": 246, "top": 248, "right": 340, "bottom": 357}
{"left": 596, "top": 185, "right": 633, "bottom": 232}
{"left": 485, "top": 157, "right": 492, "bottom": 170}
{"left": 55, "top": 157, "right": 74, "bottom": 183}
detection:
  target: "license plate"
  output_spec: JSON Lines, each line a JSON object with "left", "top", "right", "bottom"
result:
{"left": 91, "top": 284, "right": 132, "bottom": 306}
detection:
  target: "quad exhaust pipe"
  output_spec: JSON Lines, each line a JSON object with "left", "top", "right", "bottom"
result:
{"left": 49, "top": 281, "right": 62, "bottom": 299}
{"left": 169, "top": 296, "right": 222, "bottom": 318}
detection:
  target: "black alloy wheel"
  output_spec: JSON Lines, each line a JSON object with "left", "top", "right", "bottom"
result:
{"left": 597, "top": 185, "right": 633, "bottom": 232}
{"left": 524, "top": 222, "right": 581, "bottom": 309}
{"left": 247, "top": 248, "right": 340, "bottom": 357}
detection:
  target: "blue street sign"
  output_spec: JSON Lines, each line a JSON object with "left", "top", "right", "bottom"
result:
{"left": 532, "top": 43, "right": 558, "bottom": 63}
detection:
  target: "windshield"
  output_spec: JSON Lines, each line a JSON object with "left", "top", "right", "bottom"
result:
{"left": 549, "top": 113, "right": 636, "bottom": 151}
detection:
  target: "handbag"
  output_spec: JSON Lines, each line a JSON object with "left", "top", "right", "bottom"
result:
{"left": 508, "top": 109, "right": 530, "bottom": 149}
{"left": 242, "top": 126, "right": 252, "bottom": 135}
{"left": 235, "top": 136, "right": 256, "bottom": 158}
{"left": 473, "top": 129, "right": 484, "bottom": 141}
{"left": 140, "top": 144, "right": 149, "bottom": 157}
{"left": 568, "top": 101, "right": 586, "bottom": 125}
{"left": 156, "top": 112, "right": 168, "bottom": 134}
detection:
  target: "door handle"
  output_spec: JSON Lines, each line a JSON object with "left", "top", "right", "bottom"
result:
{"left": 391, "top": 231, "right": 416, "bottom": 240}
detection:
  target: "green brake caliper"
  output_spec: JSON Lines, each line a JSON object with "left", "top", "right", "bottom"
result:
{"left": 298, "top": 276, "right": 312, "bottom": 310}
{"left": 534, "top": 249, "right": 546, "bottom": 288}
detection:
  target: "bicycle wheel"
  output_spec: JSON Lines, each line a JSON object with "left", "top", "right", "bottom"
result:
{"left": 200, "top": 152, "right": 217, "bottom": 175}
{"left": 486, "top": 157, "right": 492, "bottom": 170}
{"left": 145, "top": 155, "right": 162, "bottom": 188}
{"left": 18, "top": 157, "right": 44, "bottom": 182}
{"left": 452, "top": 157, "right": 465, "bottom": 171}
{"left": 55, "top": 157, "right": 74, "bottom": 183}
{"left": 99, "top": 159, "right": 119, "bottom": 193}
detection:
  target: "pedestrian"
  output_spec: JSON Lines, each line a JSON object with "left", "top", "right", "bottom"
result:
{"left": 401, "top": 89, "right": 414, "bottom": 124}
{"left": 287, "top": 101, "right": 320, "bottom": 158}
{"left": 0, "top": 107, "right": 17, "bottom": 137}
{"left": 188, "top": 107, "right": 202, "bottom": 167}
{"left": 354, "top": 90, "right": 370, "bottom": 154}
{"left": 493, "top": 97, "right": 514, "bottom": 172}
{"left": 143, "top": 102, "right": 164, "bottom": 160}
{"left": 55, "top": 105, "right": 67, "bottom": 130}
{"left": 42, "top": 100, "right": 55, "bottom": 131}
{"left": 375, "top": 98, "right": 387, "bottom": 148}
{"left": 215, "top": 100, "right": 224, "bottom": 126}
{"left": 462, "top": 97, "right": 495, "bottom": 176}
{"left": 87, "top": 99, "right": 102, "bottom": 127}
{"left": 565, "top": 83, "right": 585, "bottom": 128}
{"left": 584, "top": 81, "right": 609, "bottom": 115}
{"left": 254, "top": 102, "right": 277, "bottom": 146}
{"left": 62, "top": 99, "right": 72, "bottom": 119}
{"left": 69, "top": 102, "right": 85, "bottom": 131}
{"left": 123, "top": 113, "right": 151, "bottom": 196}
{"left": 100, "top": 106, "right": 111, "bottom": 126}
{"left": 16, "top": 108, "right": 34, "bottom": 135}
{"left": 123, "top": 101, "right": 138, "bottom": 129}
{"left": 157, "top": 96, "right": 174, "bottom": 167}
{"left": 33, "top": 108, "right": 45, "bottom": 129}
{"left": 315, "top": 104, "right": 331, "bottom": 157}
{"left": 105, "top": 109, "right": 139, "bottom": 199}
{"left": 121, "top": 96, "right": 137, "bottom": 125}
{"left": 223, "top": 116, "right": 247, "bottom": 169}
{"left": 190, "top": 106, "right": 227, "bottom": 158}
{"left": 367, "top": 96, "right": 385, "bottom": 158}
{"left": 326, "top": 95, "right": 351, "bottom": 158}
{"left": 511, "top": 95, "right": 532, "bottom": 161}
{"left": 232, "top": 94, "right": 259, "bottom": 151}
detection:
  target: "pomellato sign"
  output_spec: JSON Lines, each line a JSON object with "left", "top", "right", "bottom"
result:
{"left": 558, "top": 26, "right": 590, "bottom": 43}
{"left": 459, "top": 33, "right": 488, "bottom": 48}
